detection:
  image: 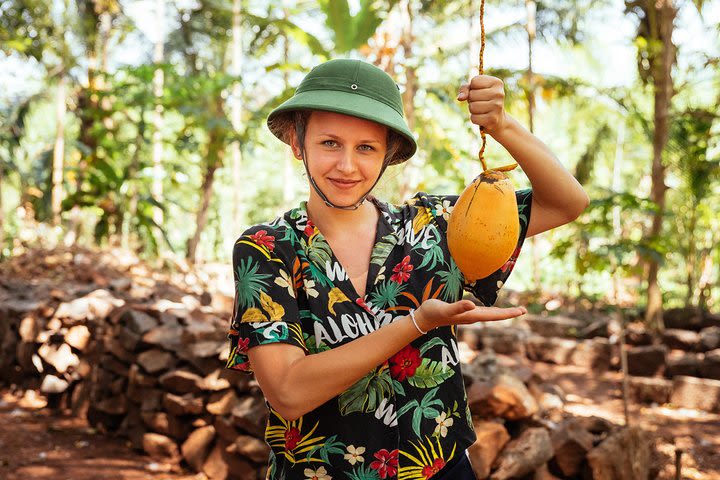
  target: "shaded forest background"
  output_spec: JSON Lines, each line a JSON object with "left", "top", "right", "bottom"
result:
{"left": 1, "top": 0, "right": 719, "bottom": 330}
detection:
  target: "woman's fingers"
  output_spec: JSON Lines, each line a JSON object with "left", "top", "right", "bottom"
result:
{"left": 453, "top": 306, "right": 527, "bottom": 323}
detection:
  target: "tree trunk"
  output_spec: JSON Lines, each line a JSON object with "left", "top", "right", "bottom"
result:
{"left": 188, "top": 95, "right": 226, "bottom": 264}
{"left": 685, "top": 205, "right": 697, "bottom": 307}
{"left": 122, "top": 107, "right": 146, "bottom": 251}
{"left": 52, "top": 73, "right": 66, "bottom": 226}
{"left": 611, "top": 122, "right": 626, "bottom": 304}
{"left": 281, "top": 16, "right": 296, "bottom": 210}
{"left": 644, "top": 0, "right": 677, "bottom": 332}
{"left": 697, "top": 248, "right": 713, "bottom": 312}
{"left": 152, "top": 0, "right": 166, "bottom": 235}
{"left": 0, "top": 153, "right": 4, "bottom": 250}
{"left": 231, "top": 0, "right": 245, "bottom": 231}
{"left": 525, "top": 0, "right": 542, "bottom": 295}
{"left": 398, "top": 0, "right": 418, "bottom": 201}
{"left": 187, "top": 163, "right": 219, "bottom": 264}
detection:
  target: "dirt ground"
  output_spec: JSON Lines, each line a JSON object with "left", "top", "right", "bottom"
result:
{"left": 533, "top": 363, "right": 720, "bottom": 480}
{"left": 0, "top": 391, "right": 201, "bottom": 480}
{"left": 1, "top": 364, "right": 719, "bottom": 480}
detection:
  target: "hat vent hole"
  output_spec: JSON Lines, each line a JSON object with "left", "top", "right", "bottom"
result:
{"left": 351, "top": 84, "right": 358, "bottom": 90}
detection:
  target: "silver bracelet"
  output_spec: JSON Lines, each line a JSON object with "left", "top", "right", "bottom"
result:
{"left": 409, "top": 308, "right": 427, "bottom": 335}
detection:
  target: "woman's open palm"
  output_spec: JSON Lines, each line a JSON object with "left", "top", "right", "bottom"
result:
{"left": 416, "top": 298, "right": 527, "bottom": 330}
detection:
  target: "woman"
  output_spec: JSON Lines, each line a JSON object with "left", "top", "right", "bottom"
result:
{"left": 226, "top": 59, "right": 588, "bottom": 480}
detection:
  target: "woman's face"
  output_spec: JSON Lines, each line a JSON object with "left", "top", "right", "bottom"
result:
{"left": 293, "top": 111, "right": 388, "bottom": 208}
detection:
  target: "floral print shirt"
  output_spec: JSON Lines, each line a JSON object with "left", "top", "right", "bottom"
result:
{"left": 226, "top": 190, "right": 532, "bottom": 480}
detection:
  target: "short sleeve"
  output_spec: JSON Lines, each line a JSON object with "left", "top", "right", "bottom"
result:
{"left": 225, "top": 226, "right": 308, "bottom": 374}
{"left": 418, "top": 188, "right": 533, "bottom": 307}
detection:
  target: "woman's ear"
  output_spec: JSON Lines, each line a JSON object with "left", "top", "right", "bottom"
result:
{"left": 289, "top": 128, "right": 302, "bottom": 159}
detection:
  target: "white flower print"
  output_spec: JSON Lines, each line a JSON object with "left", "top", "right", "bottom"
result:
{"left": 375, "top": 266, "right": 386, "bottom": 284}
{"left": 344, "top": 445, "right": 366, "bottom": 465}
{"left": 304, "top": 466, "right": 332, "bottom": 480}
{"left": 275, "top": 269, "right": 295, "bottom": 297}
{"left": 303, "top": 278, "right": 319, "bottom": 298}
{"left": 434, "top": 411, "right": 454, "bottom": 438}
{"left": 435, "top": 200, "right": 453, "bottom": 221}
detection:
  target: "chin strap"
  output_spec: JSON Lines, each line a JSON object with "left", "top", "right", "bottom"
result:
{"left": 299, "top": 146, "right": 390, "bottom": 211}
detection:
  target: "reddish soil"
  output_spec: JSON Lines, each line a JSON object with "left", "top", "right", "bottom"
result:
{"left": 0, "top": 390, "right": 201, "bottom": 480}
{"left": 1, "top": 365, "right": 718, "bottom": 479}
{"left": 533, "top": 363, "right": 720, "bottom": 480}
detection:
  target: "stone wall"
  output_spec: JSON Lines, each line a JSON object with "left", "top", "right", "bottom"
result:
{"left": 1, "top": 278, "right": 661, "bottom": 479}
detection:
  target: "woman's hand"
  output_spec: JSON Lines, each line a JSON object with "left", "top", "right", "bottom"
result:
{"left": 457, "top": 75, "right": 507, "bottom": 137}
{"left": 415, "top": 298, "right": 526, "bottom": 331}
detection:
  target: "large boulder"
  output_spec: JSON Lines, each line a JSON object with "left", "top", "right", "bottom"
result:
{"left": 627, "top": 345, "right": 666, "bottom": 377}
{"left": 181, "top": 425, "right": 216, "bottom": 472}
{"left": 670, "top": 376, "right": 720, "bottom": 412}
{"left": 526, "top": 337, "right": 577, "bottom": 365}
{"left": 664, "top": 307, "right": 703, "bottom": 331}
{"left": 699, "top": 326, "right": 720, "bottom": 352}
{"left": 490, "top": 428, "right": 554, "bottom": 480}
{"left": 586, "top": 427, "right": 652, "bottom": 480}
{"left": 570, "top": 338, "right": 612, "bottom": 372}
{"left": 142, "top": 432, "right": 181, "bottom": 464}
{"left": 549, "top": 418, "right": 594, "bottom": 477}
{"left": 468, "top": 420, "right": 510, "bottom": 479}
{"left": 467, "top": 373, "right": 539, "bottom": 421}
{"left": 525, "top": 315, "right": 584, "bottom": 338}
{"left": 628, "top": 377, "right": 672, "bottom": 405}
{"left": 700, "top": 349, "right": 720, "bottom": 380}
{"left": 476, "top": 326, "right": 529, "bottom": 356}
{"left": 665, "top": 352, "right": 702, "bottom": 378}
{"left": 662, "top": 329, "right": 700, "bottom": 351}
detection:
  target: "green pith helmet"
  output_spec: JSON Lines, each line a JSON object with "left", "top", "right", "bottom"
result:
{"left": 267, "top": 59, "right": 417, "bottom": 165}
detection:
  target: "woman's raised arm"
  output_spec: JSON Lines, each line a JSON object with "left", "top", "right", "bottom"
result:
{"left": 248, "top": 300, "right": 526, "bottom": 420}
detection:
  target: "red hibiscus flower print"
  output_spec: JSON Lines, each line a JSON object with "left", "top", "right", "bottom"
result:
{"left": 500, "top": 246, "right": 521, "bottom": 273}
{"left": 370, "top": 448, "right": 399, "bottom": 479}
{"left": 284, "top": 427, "right": 301, "bottom": 450}
{"left": 422, "top": 458, "right": 446, "bottom": 478}
{"left": 249, "top": 230, "right": 275, "bottom": 251}
{"left": 390, "top": 255, "right": 413, "bottom": 284}
{"left": 356, "top": 297, "right": 374, "bottom": 314}
{"left": 304, "top": 220, "right": 315, "bottom": 237}
{"left": 235, "top": 337, "right": 250, "bottom": 354}
{"left": 389, "top": 345, "right": 422, "bottom": 381}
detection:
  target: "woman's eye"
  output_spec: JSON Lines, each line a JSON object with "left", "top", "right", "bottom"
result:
{"left": 358, "top": 144, "right": 374, "bottom": 151}
{"left": 322, "top": 140, "right": 338, "bottom": 147}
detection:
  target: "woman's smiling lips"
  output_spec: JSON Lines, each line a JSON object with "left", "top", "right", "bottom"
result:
{"left": 328, "top": 178, "right": 361, "bottom": 190}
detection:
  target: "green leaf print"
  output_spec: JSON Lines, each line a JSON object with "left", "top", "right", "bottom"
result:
{"left": 307, "top": 261, "right": 334, "bottom": 288}
{"left": 300, "top": 310, "right": 324, "bottom": 323}
{"left": 234, "top": 258, "right": 272, "bottom": 309}
{"left": 410, "top": 387, "right": 443, "bottom": 437}
{"left": 415, "top": 242, "right": 445, "bottom": 271}
{"left": 338, "top": 368, "right": 394, "bottom": 416}
{"left": 368, "top": 280, "right": 406, "bottom": 309}
{"left": 306, "top": 235, "right": 332, "bottom": 266}
{"left": 436, "top": 261, "right": 463, "bottom": 302}
{"left": 306, "top": 435, "right": 346, "bottom": 464}
{"left": 419, "top": 337, "right": 446, "bottom": 356}
{"left": 304, "top": 333, "right": 330, "bottom": 355}
{"left": 412, "top": 228, "right": 445, "bottom": 271}
{"left": 407, "top": 357, "right": 454, "bottom": 388}
{"left": 346, "top": 463, "right": 381, "bottom": 480}
{"left": 370, "top": 233, "right": 397, "bottom": 266}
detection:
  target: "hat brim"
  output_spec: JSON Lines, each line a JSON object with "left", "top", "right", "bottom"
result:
{"left": 267, "top": 89, "right": 417, "bottom": 165}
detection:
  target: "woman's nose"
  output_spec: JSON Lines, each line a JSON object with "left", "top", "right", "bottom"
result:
{"left": 336, "top": 150, "right": 356, "bottom": 173}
